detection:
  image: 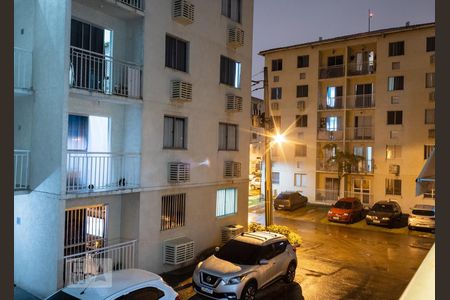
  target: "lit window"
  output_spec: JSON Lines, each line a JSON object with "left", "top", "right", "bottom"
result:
{"left": 216, "top": 188, "right": 237, "bottom": 217}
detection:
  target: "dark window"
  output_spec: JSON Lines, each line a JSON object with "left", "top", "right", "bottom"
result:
{"left": 327, "top": 55, "right": 344, "bottom": 66}
{"left": 122, "top": 287, "right": 165, "bottom": 300}
{"left": 334, "top": 201, "right": 352, "bottom": 209}
{"left": 296, "top": 115, "right": 308, "bottom": 127}
{"left": 297, "top": 55, "right": 309, "bottom": 68}
{"left": 273, "top": 241, "right": 288, "bottom": 256}
{"left": 272, "top": 172, "right": 280, "bottom": 184}
{"left": 412, "top": 209, "right": 434, "bottom": 216}
{"left": 272, "top": 59, "right": 283, "bottom": 71}
{"left": 426, "top": 36, "right": 435, "bottom": 52}
{"left": 219, "top": 123, "right": 238, "bottom": 150}
{"left": 165, "top": 35, "right": 188, "bottom": 72}
{"left": 387, "top": 111, "right": 403, "bottom": 125}
{"left": 67, "top": 115, "right": 88, "bottom": 151}
{"left": 271, "top": 87, "right": 282, "bottom": 99}
{"left": 163, "top": 116, "right": 187, "bottom": 149}
{"left": 388, "top": 76, "right": 404, "bottom": 91}
{"left": 216, "top": 240, "right": 262, "bottom": 265}
{"left": 425, "top": 109, "right": 435, "bottom": 124}
{"left": 220, "top": 55, "right": 241, "bottom": 88}
{"left": 424, "top": 145, "right": 435, "bottom": 159}
{"left": 161, "top": 194, "right": 186, "bottom": 231}
{"left": 296, "top": 85, "right": 308, "bottom": 97}
{"left": 385, "top": 179, "right": 401, "bottom": 195}
{"left": 389, "top": 41, "right": 405, "bottom": 56}
{"left": 221, "top": 0, "right": 242, "bottom": 23}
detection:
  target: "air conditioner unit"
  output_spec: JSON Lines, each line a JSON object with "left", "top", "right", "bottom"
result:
{"left": 389, "top": 164, "right": 400, "bottom": 176}
{"left": 430, "top": 54, "right": 435, "bottom": 64}
{"left": 226, "top": 95, "right": 243, "bottom": 112}
{"left": 163, "top": 237, "right": 194, "bottom": 265}
{"left": 168, "top": 162, "right": 190, "bottom": 183}
{"left": 429, "top": 91, "right": 435, "bottom": 102}
{"left": 228, "top": 27, "right": 244, "bottom": 49}
{"left": 221, "top": 225, "right": 244, "bottom": 244}
{"left": 224, "top": 161, "right": 241, "bottom": 178}
{"left": 171, "top": 80, "right": 192, "bottom": 102}
{"left": 172, "top": 0, "right": 194, "bottom": 25}
{"left": 297, "top": 100, "right": 305, "bottom": 111}
{"left": 271, "top": 102, "right": 279, "bottom": 111}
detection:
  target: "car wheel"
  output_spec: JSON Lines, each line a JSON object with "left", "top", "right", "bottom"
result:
{"left": 284, "top": 261, "right": 296, "bottom": 283}
{"left": 240, "top": 282, "right": 257, "bottom": 300}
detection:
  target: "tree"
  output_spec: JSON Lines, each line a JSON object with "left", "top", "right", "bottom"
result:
{"left": 322, "top": 143, "right": 364, "bottom": 198}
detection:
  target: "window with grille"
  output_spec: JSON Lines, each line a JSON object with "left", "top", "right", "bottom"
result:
{"left": 296, "top": 85, "right": 308, "bottom": 98}
{"left": 426, "top": 36, "right": 435, "bottom": 52}
{"left": 299, "top": 72, "right": 306, "bottom": 80}
{"left": 391, "top": 96, "right": 400, "bottom": 104}
{"left": 219, "top": 123, "right": 238, "bottom": 150}
{"left": 386, "top": 145, "right": 402, "bottom": 159}
{"left": 386, "top": 179, "right": 401, "bottom": 195}
{"left": 424, "top": 145, "right": 435, "bottom": 160}
{"left": 425, "top": 73, "right": 435, "bottom": 88}
{"left": 161, "top": 193, "right": 186, "bottom": 231}
{"left": 272, "top": 172, "right": 280, "bottom": 184}
{"left": 296, "top": 115, "right": 308, "bottom": 127}
{"left": 221, "top": 0, "right": 241, "bottom": 23}
{"left": 271, "top": 87, "right": 282, "bottom": 99}
{"left": 428, "top": 129, "right": 435, "bottom": 138}
{"left": 389, "top": 41, "right": 404, "bottom": 56}
{"left": 272, "top": 59, "right": 283, "bottom": 71}
{"left": 388, "top": 76, "right": 404, "bottom": 91}
{"left": 297, "top": 55, "right": 309, "bottom": 68}
{"left": 164, "top": 116, "right": 187, "bottom": 149}
{"left": 165, "top": 35, "right": 188, "bottom": 72}
{"left": 425, "top": 109, "right": 435, "bottom": 124}
{"left": 216, "top": 188, "right": 237, "bottom": 217}
{"left": 390, "top": 130, "right": 400, "bottom": 139}
{"left": 294, "top": 173, "right": 306, "bottom": 187}
{"left": 220, "top": 55, "right": 241, "bottom": 88}
{"left": 295, "top": 144, "right": 307, "bottom": 157}
{"left": 387, "top": 111, "right": 403, "bottom": 125}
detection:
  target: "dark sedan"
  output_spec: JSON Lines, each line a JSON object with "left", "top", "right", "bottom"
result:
{"left": 366, "top": 201, "right": 402, "bottom": 228}
{"left": 274, "top": 192, "right": 308, "bottom": 211}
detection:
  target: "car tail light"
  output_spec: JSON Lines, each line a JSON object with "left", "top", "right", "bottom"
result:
{"left": 176, "top": 296, "right": 181, "bottom": 300}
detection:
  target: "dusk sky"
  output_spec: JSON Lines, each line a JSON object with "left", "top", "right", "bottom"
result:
{"left": 252, "top": 0, "right": 435, "bottom": 98}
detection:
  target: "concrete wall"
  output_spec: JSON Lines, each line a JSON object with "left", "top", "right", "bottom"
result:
{"left": 14, "top": 0, "right": 35, "bottom": 50}
{"left": 14, "top": 95, "right": 34, "bottom": 150}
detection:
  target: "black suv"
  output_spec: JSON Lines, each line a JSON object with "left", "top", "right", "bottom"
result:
{"left": 366, "top": 201, "right": 402, "bottom": 227}
{"left": 274, "top": 192, "right": 308, "bottom": 211}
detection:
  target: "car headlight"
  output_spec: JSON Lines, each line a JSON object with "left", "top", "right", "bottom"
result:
{"left": 343, "top": 213, "right": 349, "bottom": 216}
{"left": 328, "top": 211, "right": 332, "bottom": 215}
{"left": 366, "top": 215, "right": 372, "bottom": 219}
{"left": 226, "top": 275, "right": 246, "bottom": 285}
{"left": 382, "top": 217, "right": 390, "bottom": 221}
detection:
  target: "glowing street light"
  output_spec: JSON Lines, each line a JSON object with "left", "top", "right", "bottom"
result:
{"left": 274, "top": 134, "right": 285, "bottom": 144}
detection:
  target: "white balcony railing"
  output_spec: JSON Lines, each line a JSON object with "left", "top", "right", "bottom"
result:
{"left": 14, "top": 150, "right": 30, "bottom": 190}
{"left": 69, "top": 46, "right": 142, "bottom": 99}
{"left": 347, "top": 61, "right": 376, "bottom": 76}
{"left": 318, "top": 96, "right": 344, "bottom": 110}
{"left": 118, "top": 0, "right": 144, "bottom": 11}
{"left": 345, "top": 127, "right": 374, "bottom": 140}
{"left": 63, "top": 239, "right": 136, "bottom": 287}
{"left": 317, "top": 129, "right": 343, "bottom": 141}
{"left": 14, "top": 47, "right": 32, "bottom": 90}
{"left": 315, "top": 189, "right": 339, "bottom": 204}
{"left": 66, "top": 151, "right": 140, "bottom": 193}
{"left": 344, "top": 191, "right": 373, "bottom": 204}
{"left": 346, "top": 94, "right": 375, "bottom": 109}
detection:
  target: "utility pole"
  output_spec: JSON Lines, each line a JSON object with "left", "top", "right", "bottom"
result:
{"left": 263, "top": 66, "right": 273, "bottom": 226}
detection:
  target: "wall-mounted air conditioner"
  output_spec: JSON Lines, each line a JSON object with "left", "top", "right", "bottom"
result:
{"left": 226, "top": 95, "right": 243, "bottom": 112}
{"left": 224, "top": 161, "right": 241, "bottom": 178}
{"left": 228, "top": 27, "right": 244, "bottom": 48}
{"left": 171, "top": 80, "right": 192, "bottom": 102}
{"left": 297, "top": 100, "right": 305, "bottom": 111}
{"left": 271, "top": 102, "right": 279, "bottom": 111}
{"left": 163, "top": 237, "right": 194, "bottom": 265}
{"left": 221, "top": 225, "right": 244, "bottom": 244}
{"left": 173, "top": 0, "right": 194, "bottom": 25}
{"left": 389, "top": 164, "right": 400, "bottom": 176}
{"left": 168, "top": 162, "right": 190, "bottom": 183}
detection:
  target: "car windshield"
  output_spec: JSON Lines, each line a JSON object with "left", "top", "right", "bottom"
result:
{"left": 334, "top": 201, "right": 352, "bottom": 209}
{"left": 276, "top": 194, "right": 291, "bottom": 200}
{"left": 372, "top": 204, "right": 394, "bottom": 212}
{"left": 216, "top": 240, "right": 262, "bottom": 265}
{"left": 412, "top": 209, "right": 434, "bottom": 216}
{"left": 47, "top": 291, "right": 80, "bottom": 300}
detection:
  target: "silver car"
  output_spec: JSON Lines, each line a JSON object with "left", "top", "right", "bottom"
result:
{"left": 192, "top": 231, "right": 297, "bottom": 300}
{"left": 408, "top": 204, "right": 435, "bottom": 231}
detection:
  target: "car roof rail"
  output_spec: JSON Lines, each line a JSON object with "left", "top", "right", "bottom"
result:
{"left": 241, "top": 231, "right": 282, "bottom": 241}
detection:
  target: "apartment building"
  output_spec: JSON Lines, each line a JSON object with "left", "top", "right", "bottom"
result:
{"left": 250, "top": 96, "right": 264, "bottom": 175}
{"left": 14, "top": 0, "right": 253, "bottom": 297}
{"left": 259, "top": 22, "right": 435, "bottom": 210}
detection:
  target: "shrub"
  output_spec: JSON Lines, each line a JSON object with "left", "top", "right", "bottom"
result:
{"left": 248, "top": 222, "right": 302, "bottom": 246}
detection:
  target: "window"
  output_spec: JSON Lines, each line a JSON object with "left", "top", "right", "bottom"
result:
{"left": 389, "top": 41, "right": 405, "bottom": 56}
{"left": 299, "top": 72, "right": 306, "bottom": 80}
{"left": 428, "top": 129, "right": 435, "bottom": 138}
{"left": 391, "top": 96, "right": 400, "bottom": 104}
{"left": 221, "top": 0, "right": 241, "bottom": 23}
{"left": 388, "top": 76, "right": 404, "bottom": 91}
{"left": 392, "top": 62, "right": 400, "bottom": 70}
{"left": 426, "top": 73, "right": 435, "bottom": 88}
{"left": 296, "top": 115, "right": 308, "bottom": 127}
{"left": 272, "top": 59, "right": 283, "bottom": 71}
{"left": 295, "top": 144, "right": 307, "bottom": 157}
{"left": 219, "top": 123, "right": 238, "bottom": 150}
{"left": 220, "top": 55, "right": 241, "bottom": 88}
{"left": 425, "top": 109, "right": 435, "bottom": 124}
{"left": 326, "top": 86, "right": 343, "bottom": 108}
{"left": 165, "top": 35, "right": 188, "bottom": 72}
{"left": 163, "top": 116, "right": 187, "bottom": 149}
{"left": 294, "top": 173, "right": 306, "bottom": 187}
{"left": 272, "top": 172, "right": 280, "bottom": 184}
{"left": 387, "top": 111, "right": 403, "bottom": 125}
{"left": 67, "top": 115, "right": 110, "bottom": 152}
{"left": 216, "top": 188, "right": 237, "bottom": 217}
{"left": 161, "top": 194, "right": 186, "bottom": 231}
{"left": 124, "top": 287, "right": 165, "bottom": 300}
{"left": 327, "top": 55, "right": 344, "bottom": 66}
{"left": 271, "top": 87, "right": 282, "bottom": 99}
{"left": 426, "top": 36, "right": 435, "bottom": 52}
{"left": 386, "top": 145, "right": 402, "bottom": 159}
{"left": 296, "top": 85, "right": 308, "bottom": 98}
{"left": 326, "top": 116, "right": 339, "bottom": 131}
{"left": 297, "top": 55, "right": 309, "bottom": 68}
{"left": 386, "top": 179, "right": 401, "bottom": 195}
{"left": 424, "top": 145, "right": 435, "bottom": 160}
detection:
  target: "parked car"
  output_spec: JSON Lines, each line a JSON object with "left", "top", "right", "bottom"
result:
{"left": 46, "top": 269, "right": 179, "bottom": 300}
{"left": 327, "top": 197, "right": 364, "bottom": 223}
{"left": 192, "top": 231, "right": 297, "bottom": 300}
{"left": 274, "top": 191, "right": 308, "bottom": 210}
{"left": 366, "top": 200, "right": 402, "bottom": 227}
{"left": 408, "top": 204, "right": 435, "bottom": 231}
{"left": 249, "top": 177, "right": 261, "bottom": 190}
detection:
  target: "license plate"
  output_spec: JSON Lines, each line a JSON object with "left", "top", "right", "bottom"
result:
{"left": 278, "top": 205, "right": 284, "bottom": 208}
{"left": 333, "top": 216, "right": 339, "bottom": 220}
{"left": 373, "top": 220, "right": 380, "bottom": 224}
{"left": 201, "top": 286, "right": 213, "bottom": 294}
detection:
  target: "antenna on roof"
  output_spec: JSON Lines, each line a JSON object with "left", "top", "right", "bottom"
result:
{"left": 318, "top": 36, "right": 323, "bottom": 41}
{"left": 405, "top": 21, "right": 410, "bottom": 27}
{"left": 368, "top": 9, "right": 374, "bottom": 32}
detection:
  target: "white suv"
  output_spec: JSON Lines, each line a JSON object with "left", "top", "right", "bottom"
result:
{"left": 408, "top": 204, "right": 435, "bottom": 231}
{"left": 192, "top": 231, "right": 297, "bottom": 300}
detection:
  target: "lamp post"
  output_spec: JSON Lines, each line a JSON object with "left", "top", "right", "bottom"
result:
{"left": 263, "top": 66, "right": 274, "bottom": 226}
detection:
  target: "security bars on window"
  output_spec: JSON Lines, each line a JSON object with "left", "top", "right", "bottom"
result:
{"left": 161, "top": 193, "right": 186, "bottom": 231}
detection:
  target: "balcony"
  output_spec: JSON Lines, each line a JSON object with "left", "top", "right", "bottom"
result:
{"left": 318, "top": 96, "right": 344, "bottom": 110}
{"left": 350, "top": 159, "right": 374, "bottom": 174}
{"left": 347, "top": 61, "right": 376, "bottom": 76}
{"left": 66, "top": 151, "right": 140, "bottom": 193}
{"left": 315, "top": 189, "right": 338, "bottom": 204}
{"left": 317, "top": 129, "right": 343, "bottom": 141}
{"left": 117, "top": 0, "right": 144, "bottom": 11}
{"left": 319, "top": 65, "right": 344, "bottom": 79}
{"left": 14, "top": 47, "right": 32, "bottom": 92}
{"left": 346, "top": 94, "right": 375, "bottom": 109}
{"left": 14, "top": 150, "right": 30, "bottom": 191}
{"left": 316, "top": 158, "right": 338, "bottom": 172}
{"left": 63, "top": 239, "right": 136, "bottom": 287}
{"left": 69, "top": 46, "right": 142, "bottom": 100}
{"left": 343, "top": 191, "right": 373, "bottom": 204}
{"left": 345, "top": 127, "right": 374, "bottom": 140}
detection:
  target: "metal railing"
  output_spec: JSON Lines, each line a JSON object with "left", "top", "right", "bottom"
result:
{"left": 346, "top": 94, "right": 375, "bottom": 109}
{"left": 315, "top": 189, "right": 339, "bottom": 204}
{"left": 69, "top": 46, "right": 142, "bottom": 99}
{"left": 14, "top": 150, "right": 30, "bottom": 190}
{"left": 316, "top": 158, "right": 338, "bottom": 172}
{"left": 347, "top": 61, "right": 376, "bottom": 76}
{"left": 14, "top": 47, "right": 32, "bottom": 90}
{"left": 317, "top": 129, "right": 343, "bottom": 141}
{"left": 63, "top": 239, "right": 136, "bottom": 287}
{"left": 66, "top": 151, "right": 140, "bottom": 193}
{"left": 318, "top": 96, "right": 344, "bottom": 110}
{"left": 319, "top": 65, "right": 345, "bottom": 79}
{"left": 344, "top": 191, "right": 373, "bottom": 204}
{"left": 118, "top": 0, "right": 144, "bottom": 11}
{"left": 345, "top": 127, "right": 374, "bottom": 140}
{"left": 350, "top": 159, "right": 374, "bottom": 174}
{"left": 316, "top": 158, "right": 374, "bottom": 174}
